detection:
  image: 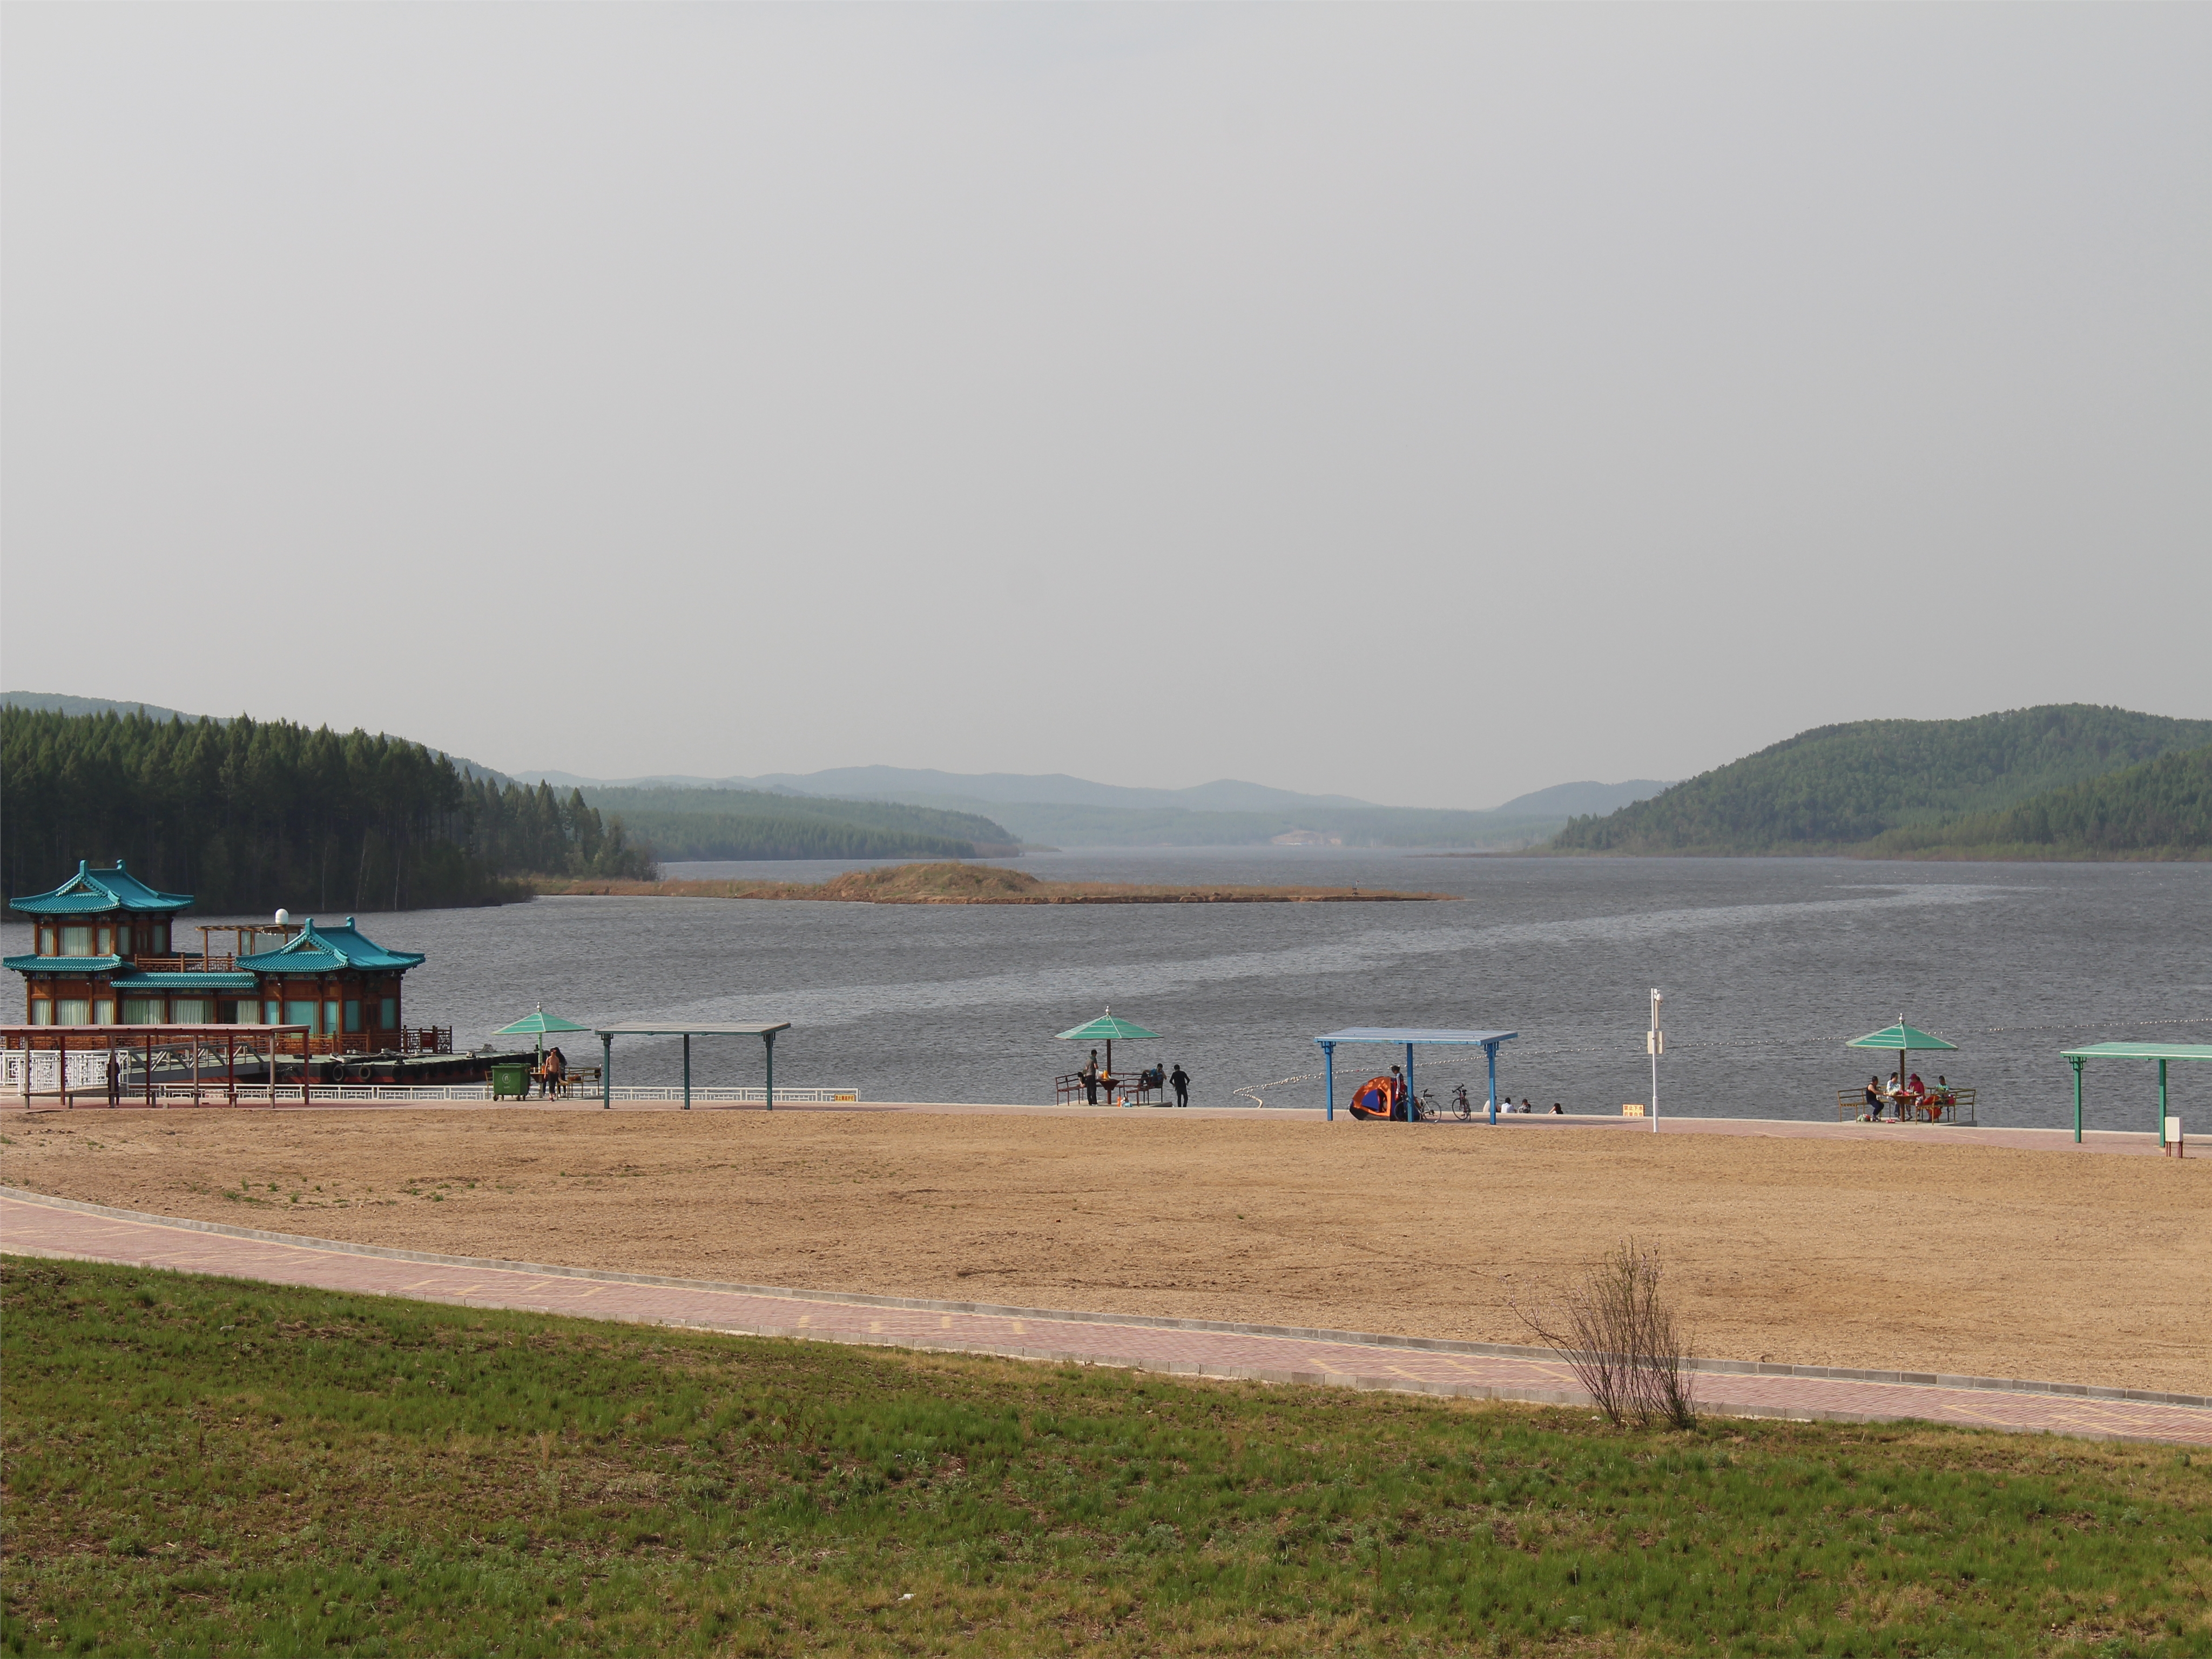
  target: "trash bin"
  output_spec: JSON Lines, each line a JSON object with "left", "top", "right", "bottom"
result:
{"left": 490, "top": 1062, "right": 530, "bottom": 1100}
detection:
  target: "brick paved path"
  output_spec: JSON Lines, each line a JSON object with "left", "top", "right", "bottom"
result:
{"left": 5, "top": 1189, "right": 2205, "bottom": 1446}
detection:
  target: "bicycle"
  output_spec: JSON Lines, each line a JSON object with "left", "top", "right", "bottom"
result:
{"left": 1451, "top": 1084, "right": 1473, "bottom": 1120}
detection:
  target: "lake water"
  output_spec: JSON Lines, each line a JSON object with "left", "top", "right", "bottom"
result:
{"left": 7, "top": 851, "right": 2207, "bottom": 1132}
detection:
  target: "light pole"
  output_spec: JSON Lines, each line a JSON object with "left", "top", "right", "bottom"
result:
{"left": 1647, "top": 988, "right": 1663, "bottom": 1134}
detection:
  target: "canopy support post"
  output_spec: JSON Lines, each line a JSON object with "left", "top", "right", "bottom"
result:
{"left": 2158, "top": 1057, "right": 2168, "bottom": 1147}
{"left": 1321, "top": 1042, "right": 1336, "bottom": 1121}
{"left": 683, "top": 1033, "right": 692, "bottom": 1111}
{"left": 1486, "top": 1041, "right": 1499, "bottom": 1127}
{"left": 2069, "top": 1055, "right": 2085, "bottom": 1144}
{"left": 1404, "top": 1042, "right": 1414, "bottom": 1120}
{"left": 602, "top": 1033, "right": 612, "bottom": 1109}
{"left": 764, "top": 1029, "right": 775, "bottom": 1112}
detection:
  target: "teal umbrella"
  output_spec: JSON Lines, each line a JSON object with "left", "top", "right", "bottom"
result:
{"left": 493, "top": 1004, "right": 592, "bottom": 1065}
{"left": 1057, "top": 1008, "right": 1161, "bottom": 1077}
{"left": 1846, "top": 1019, "right": 1958, "bottom": 1097}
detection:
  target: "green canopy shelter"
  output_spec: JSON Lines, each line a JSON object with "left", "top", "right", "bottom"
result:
{"left": 1057, "top": 1009, "right": 1161, "bottom": 1079}
{"left": 2058, "top": 1042, "right": 2212, "bottom": 1146}
{"left": 1846, "top": 1020, "right": 1958, "bottom": 1100}
{"left": 493, "top": 1004, "right": 592, "bottom": 1065}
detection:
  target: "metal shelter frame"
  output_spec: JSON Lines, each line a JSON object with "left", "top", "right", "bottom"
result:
{"left": 1313, "top": 1027, "right": 1519, "bottom": 1123}
{"left": 2058, "top": 1042, "right": 2212, "bottom": 1146}
{"left": 3, "top": 1023, "right": 315, "bottom": 1106}
{"left": 592, "top": 1021, "right": 792, "bottom": 1111}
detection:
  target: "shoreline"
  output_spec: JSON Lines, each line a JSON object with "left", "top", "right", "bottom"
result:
{"left": 528, "top": 861, "right": 1456, "bottom": 904}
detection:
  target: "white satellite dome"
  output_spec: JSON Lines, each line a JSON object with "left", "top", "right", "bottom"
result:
{"left": 274, "top": 908, "right": 290, "bottom": 925}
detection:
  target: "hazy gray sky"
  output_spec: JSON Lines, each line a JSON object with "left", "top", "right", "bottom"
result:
{"left": 5, "top": 5, "right": 2206, "bottom": 807}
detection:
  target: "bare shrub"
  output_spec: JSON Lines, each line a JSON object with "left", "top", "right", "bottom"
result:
{"left": 1512, "top": 1238, "right": 1697, "bottom": 1429}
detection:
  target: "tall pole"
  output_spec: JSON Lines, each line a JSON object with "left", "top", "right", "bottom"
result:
{"left": 2158, "top": 1057, "right": 2168, "bottom": 1148}
{"left": 682, "top": 1033, "right": 692, "bottom": 1111}
{"left": 1322, "top": 1041, "right": 1336, "bottom": 1121}
{"left": 764, "top": 1029, "right": 775, "bottom": 1112}
{"left": 602, "top": 1033, "right": 612, "bottom": 1109}
{"left": 2070, "top": 1055, "right": 2084, "bottom": 1144}
{"left": 1649, "top": 989, "right": 1663, "bottom": 1135}
{"left": 1486, "top": 1041, "right": 1499, "bottom": 1127}
{"left": 1404, "top": 1041, "right": 1415, "bottom": 1121}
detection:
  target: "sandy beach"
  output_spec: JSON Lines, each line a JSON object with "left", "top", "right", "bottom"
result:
{"left": 3, "top": 1108, "right": 2204, "bottom": 1394}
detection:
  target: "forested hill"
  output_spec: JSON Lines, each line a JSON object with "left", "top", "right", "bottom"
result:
{"left": 1, "top": 707, "right": 653, "bottom": 912}
{"left": 1549, "top": 705, "right": 2212, "bottom": 856}
{"left": 1865, "top": 744, "right": 2212, "bottom": 860}
{"left": 575, "top": 787, "right": 1019, "bottom": 862}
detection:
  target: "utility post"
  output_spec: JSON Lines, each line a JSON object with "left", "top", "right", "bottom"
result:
{"left": 1647, "top": 988, "right": 1664, "bottom": 1135}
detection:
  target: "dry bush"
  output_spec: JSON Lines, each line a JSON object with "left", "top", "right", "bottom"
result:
{"left": 1513, "top": 1238, "right": 1697, "bottom": 1429}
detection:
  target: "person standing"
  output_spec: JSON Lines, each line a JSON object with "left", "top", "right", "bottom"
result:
{"left": 1081, "top": 1050, "right": 1101, "bottom": 1105}
{"left": 1170, "top": 1063, "right": 1190, "bottom": 1108}
{"left": 105, "top": 1049, "right": 122, "bottom": 1107}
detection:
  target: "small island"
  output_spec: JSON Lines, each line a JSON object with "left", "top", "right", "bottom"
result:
{"left": 529, "top": 862, "right": 1457, "bottom": 905}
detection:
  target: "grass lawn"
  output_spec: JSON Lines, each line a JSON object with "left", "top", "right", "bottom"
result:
{"left": 3, "top": 1259, "right": 2207, "bottom": 1656}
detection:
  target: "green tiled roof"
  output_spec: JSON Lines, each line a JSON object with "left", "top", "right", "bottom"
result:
{"left": 110, "top": 970, "right": 258, "bottom": 991}
{"left": 3, "top": 954, "right": 124, "bottom": 975}
{"left": 235, "top": 916, "right": 424, "bottom": 975}
{"left": 10, "top": 860, "right": 192, "bottom": 916}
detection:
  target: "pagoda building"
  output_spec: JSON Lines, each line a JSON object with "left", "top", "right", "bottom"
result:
{"left": 7, "top": 859, "right": 424, "bottom": 1044}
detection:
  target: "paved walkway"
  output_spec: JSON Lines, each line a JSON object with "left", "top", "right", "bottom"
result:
{"left": 0, "top": 1097, "right": 2184, "bottom": 1155}
{"left": 3, "top": 1190, "right": 2204, "bottom": 1446}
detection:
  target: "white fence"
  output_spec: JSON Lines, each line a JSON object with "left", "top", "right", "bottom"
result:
{"left": 9, "top": 1077, "right": 858, "bottom": 1106}
{"left": 1, "top": 1051, "right": 108, "bottom": 1092}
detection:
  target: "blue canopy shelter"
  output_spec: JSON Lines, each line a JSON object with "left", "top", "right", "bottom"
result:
{"left": 1313, "top": 1027, "right": 1519, "bottom": 1123}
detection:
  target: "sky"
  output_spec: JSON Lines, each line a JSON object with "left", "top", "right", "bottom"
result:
{"left": 4, "top": 5, "right": 2206, "bottom": 810}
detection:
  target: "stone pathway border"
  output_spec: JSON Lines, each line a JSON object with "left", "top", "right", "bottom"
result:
{"left": 4, "top": 1189, "right": 2206, "bottom": 1446}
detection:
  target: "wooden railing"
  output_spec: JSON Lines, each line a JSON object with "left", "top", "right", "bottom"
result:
{"left": 129, "top": 955, "right": 237, "bottom": 972}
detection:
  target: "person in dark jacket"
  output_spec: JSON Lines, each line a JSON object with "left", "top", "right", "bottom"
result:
{"left": 1081, "top": 1050, "right": 1101, "bottom": 1105}
{"left": 1170, "top": 1063, "right": 1190, "bottom": 1108}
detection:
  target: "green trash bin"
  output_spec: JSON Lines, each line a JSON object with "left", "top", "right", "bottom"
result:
{"left": 489, "top": 1062, "right": 530, "bottom": 1100}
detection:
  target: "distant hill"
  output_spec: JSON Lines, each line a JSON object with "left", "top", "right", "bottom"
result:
{"left": 1550, "top": 705, "right": 2212, "bottom": 857}
{"left": 0, "top": 691, "right": 515, "bottom": 786}
{"left": 579, "top": 787, "right": 1020, "bottom": 861}
{"left": 516, "top": 763, "right": 1375, "bottom": 814}
{"left": 516, "top": 763, "right": 1634, "bottom": 847}
{"left": 1865, "top": 744, "right": 2212, "bottom": 860}
{"left": 1492, "top": 780, "right": 1671, "bottom": 818}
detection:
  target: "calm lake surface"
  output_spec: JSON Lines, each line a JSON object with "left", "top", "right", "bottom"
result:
{"left": 9, "top": 851, "right": 2207, "bottom": 1131}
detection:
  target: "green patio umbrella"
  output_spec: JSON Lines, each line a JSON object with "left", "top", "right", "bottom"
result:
{"left": 493, "top": 1004, "right": 592, "bottom": 1065}
{"left": 1846, "top": 1018, "right": 1958, "bottom": 1097}
{"left": 1057, "top": 1008, "right": 1161, "bottom": 1077}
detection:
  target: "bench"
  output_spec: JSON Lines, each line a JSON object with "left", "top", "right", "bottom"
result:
{"left": 1836, "top": 1088, "right": 1977, "bottom": 1125}
{"left": 549, "top": 1067, "right": 601, "bottom": 1099}
{"left": 1056, "top": 1071, "right": 1163, "bottom": 1106}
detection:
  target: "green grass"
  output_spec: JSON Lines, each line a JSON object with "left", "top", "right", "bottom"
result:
{"left": 3, "top": 1260, "right": 2208, "bottom": 1656}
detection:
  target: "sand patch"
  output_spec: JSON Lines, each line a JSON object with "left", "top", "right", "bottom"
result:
{"left": 3, "top": 1109, "right": 2204, "bottom": 1394}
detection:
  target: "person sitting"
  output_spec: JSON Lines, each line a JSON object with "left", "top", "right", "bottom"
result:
{"left": 1906, "top": 1071, "right": 1924, "bottom": 1098}
{"left": 1864, "top": 1075, "right": 1884, "bottom": 1119}
{"left": 1551, "top": 1102, "right": 1563, "bottom": 1115}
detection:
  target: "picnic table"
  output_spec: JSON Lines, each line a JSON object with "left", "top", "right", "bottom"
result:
{"left": 1836, "top": 1085, "right": 1977, "bottom": 1125}
{"left": 1055, "top": 1071, "right": 1164, "bottom": 1107}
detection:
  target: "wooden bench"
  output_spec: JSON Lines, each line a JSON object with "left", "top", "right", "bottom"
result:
{"left": 1836, "top": 1088, "right": 1976, "bottom": 1125}
{"left": 549, "top": 1067, "right": 601, "bottom": 1098}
